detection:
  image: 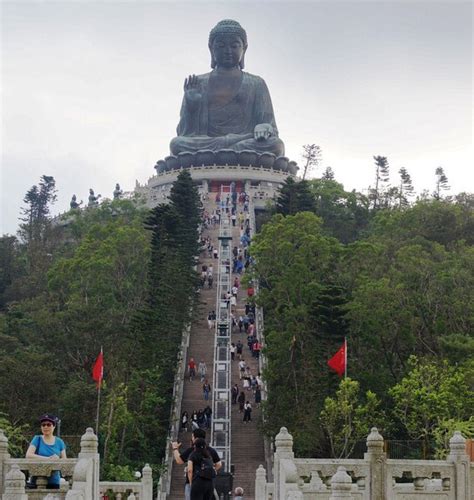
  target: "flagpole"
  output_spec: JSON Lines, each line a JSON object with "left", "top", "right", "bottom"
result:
{"left": 344, "top": 337, "right": 348, "bottom": 379}
{"left": 94, "top": 346, "right": 103, "bottom": 435}
{"left": 95, "top": 382, "right": 101, "bottom": 435}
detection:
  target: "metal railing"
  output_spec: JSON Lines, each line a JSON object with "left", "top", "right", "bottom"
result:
{"left": 210, "top": 186, "right": 233, "bottom": 473}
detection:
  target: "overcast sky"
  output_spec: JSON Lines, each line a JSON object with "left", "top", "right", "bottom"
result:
{"left": 1, "top": 1, "right": 472, "bottom": 235}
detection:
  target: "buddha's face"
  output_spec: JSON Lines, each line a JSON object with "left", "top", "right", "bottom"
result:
{"left": 211, "top": 35, "right": 245, "bottom": 69}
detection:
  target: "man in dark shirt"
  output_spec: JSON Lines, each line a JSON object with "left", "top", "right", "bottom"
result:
{"left": 171, "top": 428, "right": 222, "bottom": 500}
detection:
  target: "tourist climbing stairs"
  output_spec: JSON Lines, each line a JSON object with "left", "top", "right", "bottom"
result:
{"left": 168, "top": 191, "right": 265, "bottom": 500}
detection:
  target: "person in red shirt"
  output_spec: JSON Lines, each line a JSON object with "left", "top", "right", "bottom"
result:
{"left": 188, "top": 358, "right": 196, "bottom": 381}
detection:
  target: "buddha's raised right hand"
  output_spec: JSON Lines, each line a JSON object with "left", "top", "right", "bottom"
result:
{"left": 184, "top": 75, "right": 202, "bottom": 109}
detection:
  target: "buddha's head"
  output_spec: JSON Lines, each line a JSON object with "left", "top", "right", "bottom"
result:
{"left": 209, "top": 19, "right": 248, "bottom": 69}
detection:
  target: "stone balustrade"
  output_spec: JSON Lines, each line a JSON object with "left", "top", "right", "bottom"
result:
{"left": 0, "top": 428, "right": 152, "bottom": 500}
{"left": 135, "top": 163, "right": 294, "bottom": 210}
{"left": 256, "top": 427, "right": 473, "bottom": 499}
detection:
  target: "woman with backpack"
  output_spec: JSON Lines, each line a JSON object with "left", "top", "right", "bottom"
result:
{"left": 187, "top": 437, "right": 216, "bottom": 500}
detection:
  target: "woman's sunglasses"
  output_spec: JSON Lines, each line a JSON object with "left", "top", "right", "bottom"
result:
{"left": 41, "top": 422, "right": 53, "bottom": 427}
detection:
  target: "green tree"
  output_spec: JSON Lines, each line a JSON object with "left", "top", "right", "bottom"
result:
{"left": 320, "top": 378, "right": 386, "bottom": 458}
{"left": 309, "top": 178, "right": 370, "bottom": 243}
{"left": 389, "top": 356, "right": 473, "bottom": 453}
{"left": 397, "top": 167, "right": 414, "bottom": 208}
{"left": 250, "top": 212, "right": 343, "bottom": 455}
{"left": 275, "top": 177, "right": 315, "bottom": 216}
{"left": 19, "top": 175, "right": 57, "bottom": 244}
{"left": 370, "top": 155, "right": 390, "bottom": 209}
{"left": 434, "top": 166, "right": 450, "bottom": 200}
{"left": 301, "top": 144, "right": 322, "bottom": 180}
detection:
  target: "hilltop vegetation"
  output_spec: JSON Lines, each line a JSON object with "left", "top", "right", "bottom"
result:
{"left": 252, "top": 175, "right": 474, "bottom": 457}
{"left": 0, "top": 165, "right": 472, "bottom": 472}
{"left": 0, "top": 171, "right": 201, "bottom": 479}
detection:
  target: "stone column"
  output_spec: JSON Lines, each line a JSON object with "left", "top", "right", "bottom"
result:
{"left": 0, "top": 430, "right": 10, "bottom": 495}
{"left": 364, "top": 427, "right": 386, "bottom": 500}
{"left": 273, "top": 427, "right": 295, "bottom": 500}
{"left": 447, "top": 431, "right": 471, "bottom": 500}
{"left": 329, "top": 467, "right": 353, "bottom": 500}
{"left": 141, "top": 464, "right": 152, "bottom": 500}
{"left": 78, "top": 428, "right": 99, "bottom": 500}
{"left": 2, "top": 464, "right": 28, "bottom": 500}
{"left": 255, "top": 464, "right": 267, "bottom": 500}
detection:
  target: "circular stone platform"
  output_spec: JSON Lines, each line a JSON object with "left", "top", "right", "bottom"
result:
{"left": 135, "top": 151, "right": 299, "bottom": 209}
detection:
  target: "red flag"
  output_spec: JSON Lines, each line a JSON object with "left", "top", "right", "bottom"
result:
{"left": 328, "top": 339, "right": 347, "bottom": 377}
{"left": 92, "top": 349, "right": 104, "bottom": 388}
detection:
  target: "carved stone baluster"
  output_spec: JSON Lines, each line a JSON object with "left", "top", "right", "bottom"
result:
{"left": 0, "top": 429, "right": 11, "bottom": 495}
{"left": 356, "top": 477, "right": 365, "bottom": 490}
{"left": 141, "top": 463, "right": 152, "bottom": 500}
{"left": 2, "top": 464, "right": 28, "bottom": 500}
{"left": 413, "top": 477, "right": 425, "bottom": 490}
{"left": 447, "top": 431, "right": 470, "bottom": 499}
{"left": 116, "top": 493, "right": 122, "bottom": 500}
{"left": 273, "top": 427, "right": 295, "bottom": 499}
{"left": 255, "top": 464, "right": 266, "bottom": 499}
{"left": 364, "top": 427, "right": 386, "bottom": 500}
{"left": 329, "top": 466, "right": 353, "bottom": 499}
{"left": 35, "top": 475, "right": 49, "bottom": 489}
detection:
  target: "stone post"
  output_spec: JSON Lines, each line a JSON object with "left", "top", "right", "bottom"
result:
{"left": 329, "top": 467, "right": 353, "bottom": 499}
{"left": 364, "top": 427, "right": 386, "bottom": 500}
{"left": 202, "top": 179, "right": 209, "bottom": 193}
{"left": 244, "top": 180, "right": 251, "bottom": 194}
{"left": 0, "top": 430, "right": 11, "bottom": 495}
{"left": 2, "top": 464, "right": 28, "bottom": 500}
{"left": 255, "top": 464, "right": 267, "bottom": 500}
{"left": 273, "top": 427, "right": 294, "bottom": 500}
{"left": 78, "top": 428, "right": 99, "bottom": 500}
{"left": 141, "top": 464, "right": 152, "bottom": 500}
{"left": 447, "top": 431, "right": 471, "bottom": 500}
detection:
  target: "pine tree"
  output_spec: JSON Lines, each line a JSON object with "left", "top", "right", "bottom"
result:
{"left": 434, "top": 167, "right": 450, "bottom": 200}
{"left": 370, "top": 156, "right": 390, "bottom": 209}
{"left": 322, "top": 166, "right": 335, "bottom": 181}
{"left": 19, "top": 175, "right": 57, "bottom": 243}
{"left": 398, "top": 167, "right": 414, "bottom": 208}
{"left": 276, "top": 177, "right": 299, "bottom": 216}
{"left": 168, "top": 169, "right": 202, "bottom": 262}
{"left": 276, "top": 177, "right": 315, "bottom": 215}
{"left": 301, "top": 144, "right": 322, "bottom": 180}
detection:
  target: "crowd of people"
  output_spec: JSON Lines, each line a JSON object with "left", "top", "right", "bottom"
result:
{"left": 177, "top": 189, "right": 262, "bottom": 499}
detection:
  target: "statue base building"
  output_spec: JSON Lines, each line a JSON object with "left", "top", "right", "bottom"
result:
{"left": 134, "top": 149, "right": 298, "bottom": 208}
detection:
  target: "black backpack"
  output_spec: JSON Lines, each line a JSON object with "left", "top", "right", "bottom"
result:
{"left": 196, "top": 457, "right": 216, "bottom": 480}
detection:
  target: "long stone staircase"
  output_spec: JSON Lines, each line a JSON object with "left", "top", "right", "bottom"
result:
{"left": 168, "top": 193, "right": 264, "bottom": 500}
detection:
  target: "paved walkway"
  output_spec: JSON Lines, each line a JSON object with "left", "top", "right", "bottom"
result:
{"left": 168, "top": 195, "right": 264, "bottom": 500}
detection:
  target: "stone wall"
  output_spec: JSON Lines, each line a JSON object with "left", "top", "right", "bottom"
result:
{"left": 0, "top": 428, "right": 153, "bottom": 500}
{"left": 134, "top": 164, "right": 293, "bottom": 208}
{"left": 256, "top": 427, "right": 473, "bottom": 500}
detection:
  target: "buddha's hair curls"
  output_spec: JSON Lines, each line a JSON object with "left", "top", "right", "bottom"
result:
{"left": 209, "top": 19, "right": 247, "bottom": 69}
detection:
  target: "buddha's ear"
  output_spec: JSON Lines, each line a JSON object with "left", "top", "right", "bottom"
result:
{"left": 209, "top": 45, "right": 216, "bottom": 69}
{"left": 240, "top": 47, "right": 247, "bottom": 69}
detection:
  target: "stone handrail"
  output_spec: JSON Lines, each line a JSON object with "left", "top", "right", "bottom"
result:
{"left": 248, "top": 203, "right": 274, "bottom": 482}
{"left": 100, "top": 464, "right": 152, "bottom": 500}
{"left": 0, "top": 428, "right": 153, "bottom": 500}
{"left": 155, "top": 322, "right": 192, "bottom": 499}
{"left": 256, "top": 427, "right": 473, "bottom": 499}
{"left": 4, "top": 457, "right": 77, "bottom": 491}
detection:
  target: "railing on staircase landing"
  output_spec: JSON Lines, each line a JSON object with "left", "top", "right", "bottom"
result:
{"left": 210, "top": 186, "right": 233, "bottom": 472}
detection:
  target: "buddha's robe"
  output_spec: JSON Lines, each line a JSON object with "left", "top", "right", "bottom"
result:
{"left": 170, "top": 71, "right": 285, "bottom": 156}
